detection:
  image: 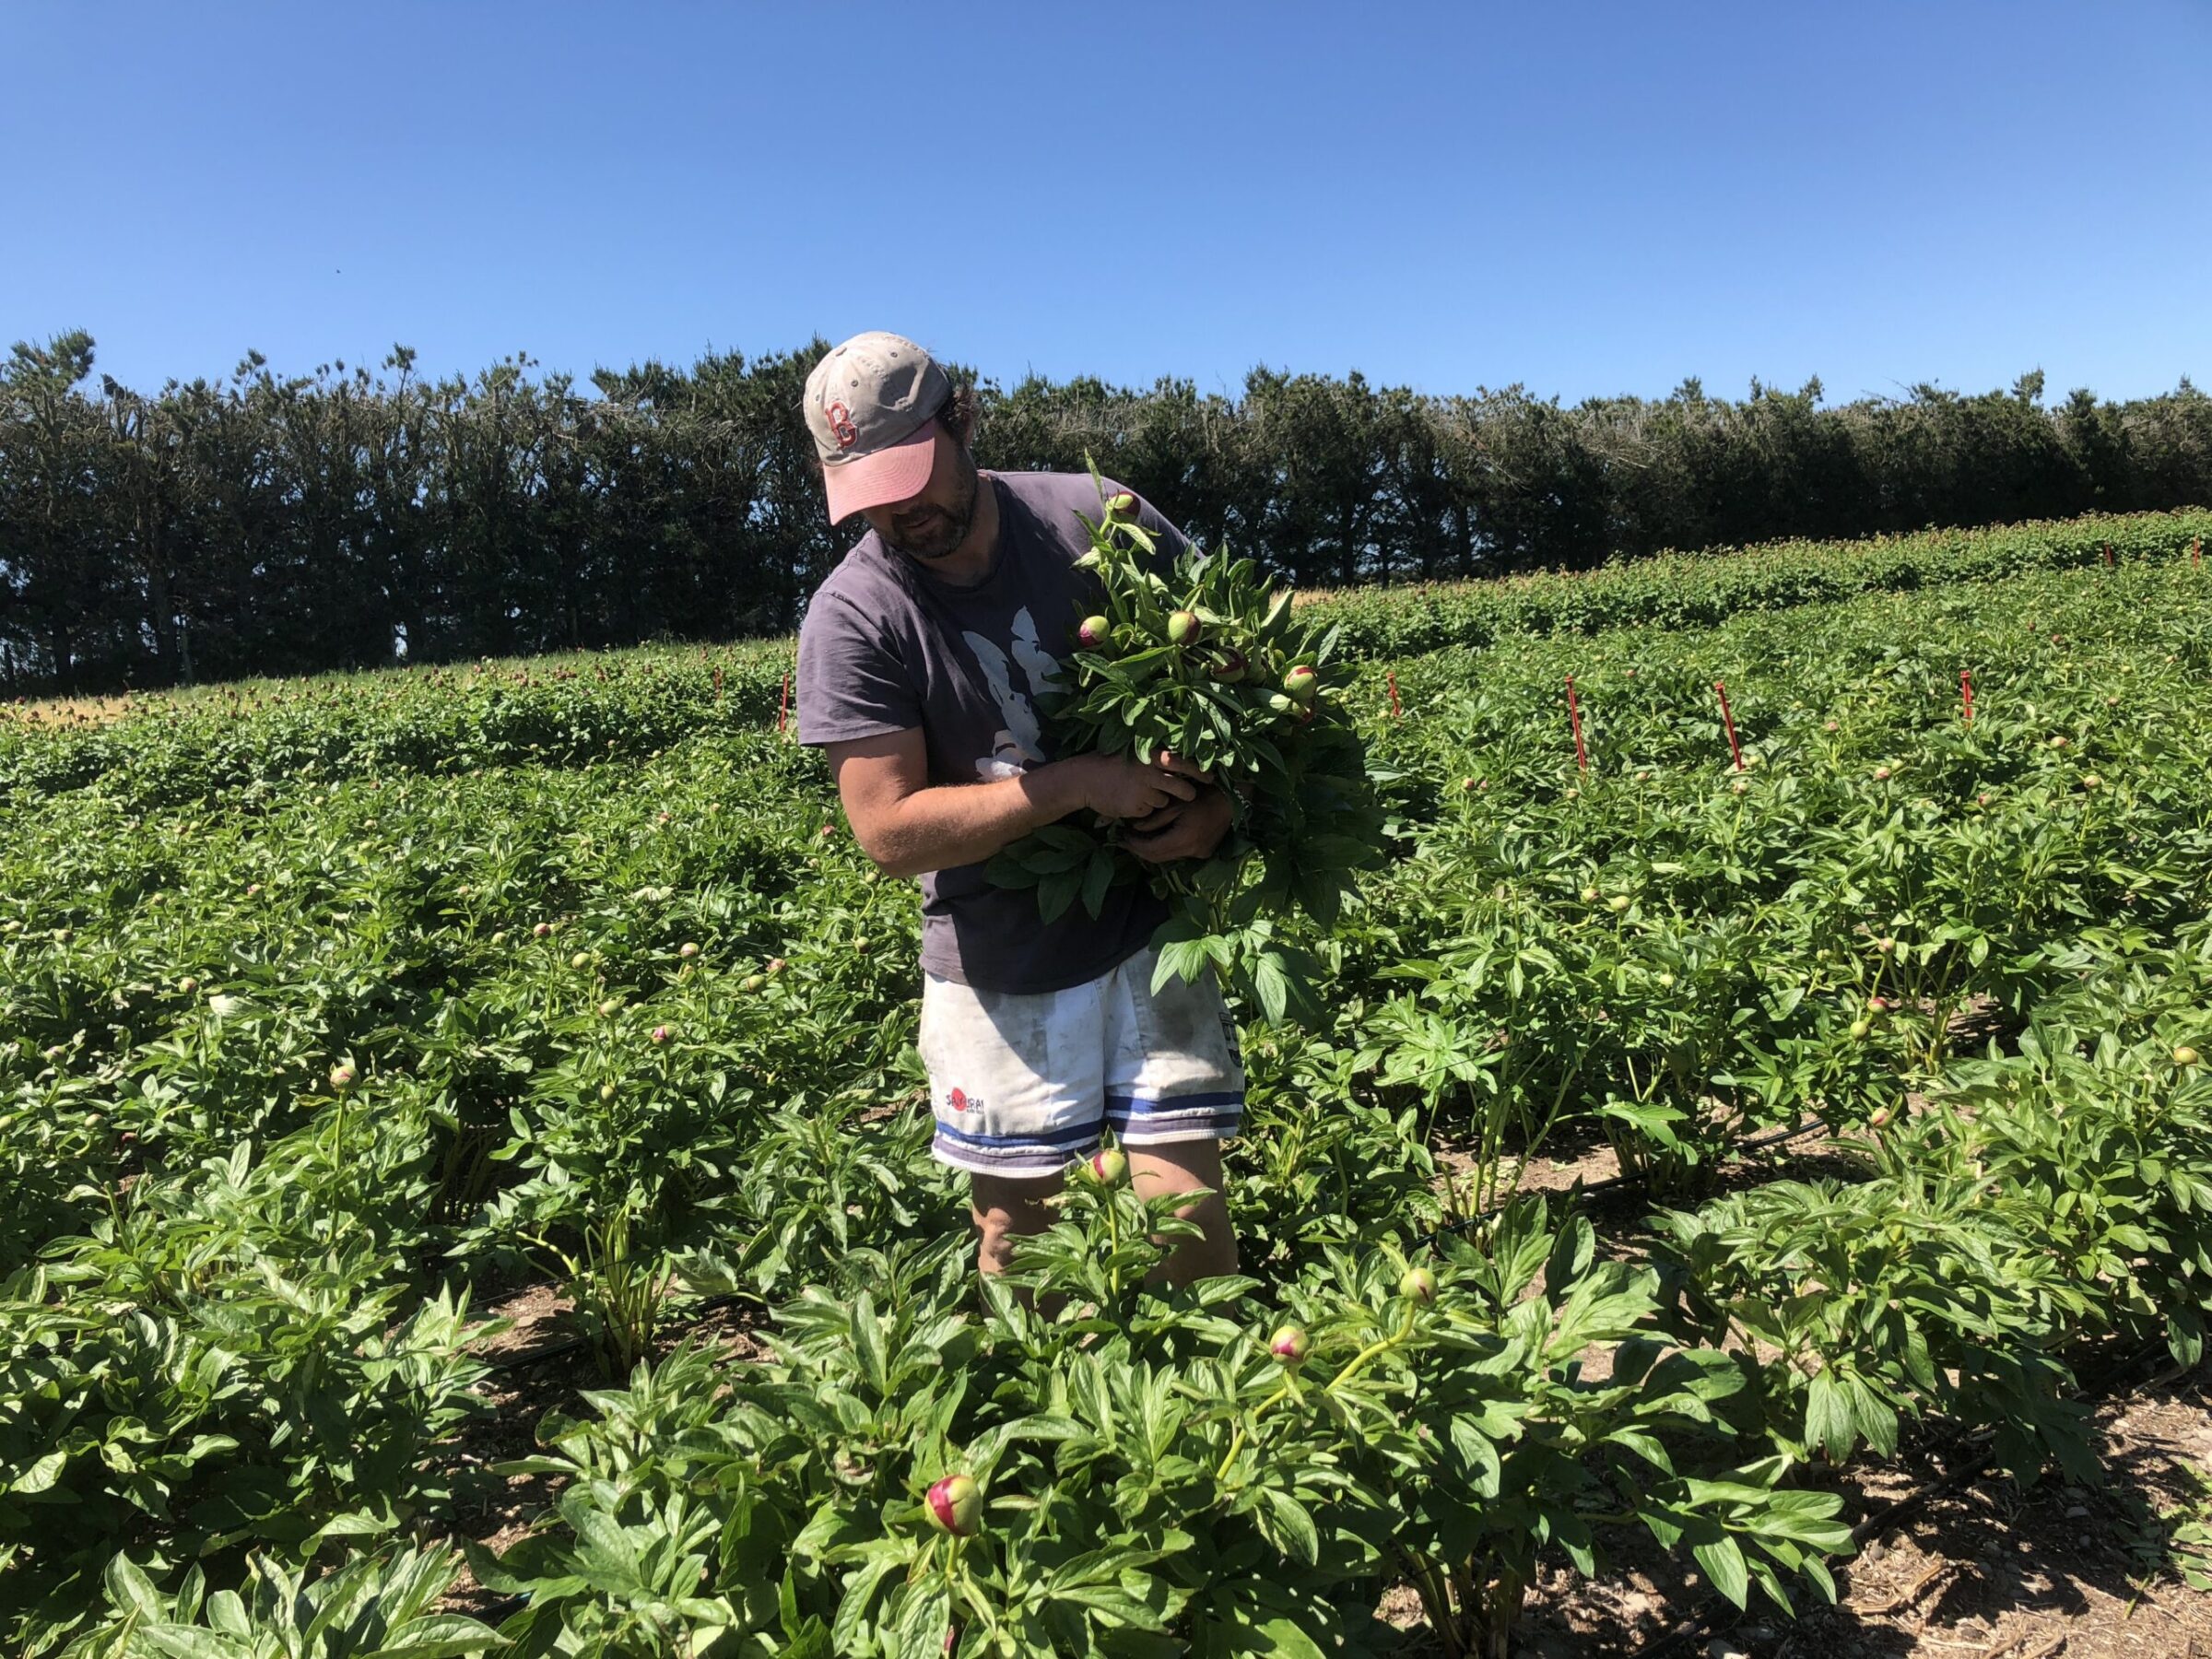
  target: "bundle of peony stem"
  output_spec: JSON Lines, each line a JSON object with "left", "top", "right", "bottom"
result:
{"left": 987, "top": 465, "right": 1383, "bottom": 1024}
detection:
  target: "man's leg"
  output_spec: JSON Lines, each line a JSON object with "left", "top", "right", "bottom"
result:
{"left": 1105, "top": 945, "right": 1245, "bottom": 1287}
{"left": 920, "top": 965, "right": 1104, "bottom": 1288}
{"left": 969, "top": 1169, "right": 1063, "bottom": 1278}
{"left": 1130, "top": 1138, "right": 1237, "bottom": 1286}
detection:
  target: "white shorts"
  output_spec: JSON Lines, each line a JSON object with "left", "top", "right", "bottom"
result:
{"left": 919, "top": 942, "right": 1244, "bottom": 1181}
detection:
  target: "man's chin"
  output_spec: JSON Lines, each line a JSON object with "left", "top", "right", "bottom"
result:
{"left": 890, "top": 524, "right": 970, "bottom": 560}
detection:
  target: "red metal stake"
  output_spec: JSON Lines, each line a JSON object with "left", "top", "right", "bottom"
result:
{"left": 1960, "top": 667, "right": 1974, "bottom": 725}
{"left": 712, "top": 665, "right": 724, "bottom": 699}
{"left": 2195, "top": 535, "right": 2202, "bottom": 568}
{"left": 1714, "top": 681, "right": 1745, "bottom": 771}
{"left": 1565, "top": 675, "right": 1588, "bottom": 771}
{"left": 778, "top": 671, "right": 790, "bottom": 735}
{"left": 1387, "top": 670, "right": 1401, "bottom": 721}
{"left": 2103, "top": 541, "right": 2115, "bottom": 568}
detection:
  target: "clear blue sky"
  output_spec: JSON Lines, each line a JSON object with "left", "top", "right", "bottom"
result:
{"left": 5, "top": 1, "right": 2206, "bottom": 406}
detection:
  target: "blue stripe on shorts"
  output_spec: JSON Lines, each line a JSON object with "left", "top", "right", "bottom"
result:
{"left": 1106, "top": 1091, "right": 1244, "bottom": 1141}
{"left": 932, "top": 1116, "right": 1100, "bottom": 1151}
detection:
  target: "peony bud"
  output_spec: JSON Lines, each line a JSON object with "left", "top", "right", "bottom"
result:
{"left": 329, "top": 1065, "right": 355, "bottom": 1091}
{"left": 924, "top": 1474, "right": 982, "bottom": 1536}
{"left": 1086, "top": 1147, "right": 1128, "bottom": 1186}
{"left": 1167, "top": 611, "right": 1202, "bottom": 647}
{"left": 1268, "top": 1324, "right": 1312, "bottom": 1366}
{"left": 1282, "top": 665, "right": 1318, "bottom": 702}
{"left": 650, "top": 1024, "right": 672, "bottom": 1044}
{"left": 1398, "top": 1265, "right": 1438, "bottom": 1303}
{"left": 2177, "top": 1046, "right": 2202, "bottom": 1067}
{"left": 1077, "top": 616, "right": 1112, "bottom": 651}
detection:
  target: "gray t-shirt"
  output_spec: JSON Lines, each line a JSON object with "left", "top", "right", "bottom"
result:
{"left": 796, "top": 470, "right": 1190, "bottom": 994}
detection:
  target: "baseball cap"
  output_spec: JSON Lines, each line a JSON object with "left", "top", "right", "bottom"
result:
{"left": 804, "top": 332, "right": 953, "bottom": 522}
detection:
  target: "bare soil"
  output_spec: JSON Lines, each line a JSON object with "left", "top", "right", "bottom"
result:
{"left": 1372, "top": 1369, "right": 2212, "bottom": 1659}
{"left": 437, "top": 1285, "right": 591, "bottom": 1618}
{"left": 433, "top": 1279, "right": 772, "bottom": 1618}
{"left": 1401, "top": 1002, "right": 2209, "bottom": 1657}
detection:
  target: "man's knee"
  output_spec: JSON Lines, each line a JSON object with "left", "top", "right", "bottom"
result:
{"left": 970, "top": 1171, "right": 1061, "bottom": 1274}
{"left": 1128, "top": 1139, "right": 1226, "bottom": 1206}
{"left": 1128, "top": 1140, "right": 1238, "bottom": 1282}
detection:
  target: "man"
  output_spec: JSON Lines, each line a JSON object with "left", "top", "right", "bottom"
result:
{"left": 794, "top": 331, "right": 1241, "bottom": 1286}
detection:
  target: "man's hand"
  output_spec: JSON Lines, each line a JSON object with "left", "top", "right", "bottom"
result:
{"left": 826, "top": 733, "right": 1203, "bottom": 879}
{"left": 1122, "top": 752, "right": 1233, "bottom": 864}
{"left": 1124, "top": 783, "right": 1234, "bottom": 863}
{"left": 1080, "top": 754, "right": 1199, "bottom": 820}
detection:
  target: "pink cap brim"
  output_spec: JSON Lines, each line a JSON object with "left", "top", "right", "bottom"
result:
{"left": 822, "top": 421, "right": 939, "bottom": 522}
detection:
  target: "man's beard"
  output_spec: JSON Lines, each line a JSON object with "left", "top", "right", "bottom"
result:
{"left": 884, "top": 454, "right": 980, "bottom": 560}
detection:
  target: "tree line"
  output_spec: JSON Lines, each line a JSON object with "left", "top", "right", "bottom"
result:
{"left": 3, "top": 329, "right": 2207, "bottom": 694}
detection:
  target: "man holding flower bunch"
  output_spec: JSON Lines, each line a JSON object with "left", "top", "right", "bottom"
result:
{"left": 795, "top": 331, "right": 1242, "bottom": 1286}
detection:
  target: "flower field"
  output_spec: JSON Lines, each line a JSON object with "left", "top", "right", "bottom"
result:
{"left": 4, "top": 508, "right": 2211, "bottom": 1657}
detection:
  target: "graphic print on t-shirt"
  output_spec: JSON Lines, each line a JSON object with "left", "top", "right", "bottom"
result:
{"left": 960, "top": 605, "right": 1060, "bottom": 780}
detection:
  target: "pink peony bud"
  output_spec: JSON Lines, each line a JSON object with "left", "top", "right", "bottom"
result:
{"left": 924, "top": 1474, "right": 982, "bottom": 1535}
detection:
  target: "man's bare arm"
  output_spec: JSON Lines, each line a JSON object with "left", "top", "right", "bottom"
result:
{"left": 826, "top": 729, "right": 1198, "bottom": 879}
